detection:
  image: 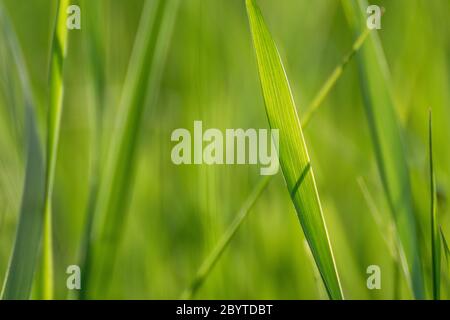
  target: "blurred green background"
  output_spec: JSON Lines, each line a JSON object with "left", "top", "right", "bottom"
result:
{"left": 0, "top": 0, "right": 449, "bottom": 299}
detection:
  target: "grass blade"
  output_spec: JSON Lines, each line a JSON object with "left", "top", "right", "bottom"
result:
{"left": 342, "top": 0, "right": 424, "bottom": 298}
{"left": 0, "top": 4, "right": 45, "bottom": 300}
{"left": 246, "top": 0, "right": 343, "bottom": 299}
{"left": 429, "top": 110, "right": 440, "bottom": 300}
{"left": 181, "top": 176, "right": 271, "bottom": 299}
{"left": 84, "top": 0, "right": 180, "bottom": 298}
{"left": 301, "top": 27, "right": 371, "bottom": 127}
{"left": 36, "top": 0, "right": 70, "bottom": 299}
{"left": 181, "top": 26, "right": 370, "bottom": 298}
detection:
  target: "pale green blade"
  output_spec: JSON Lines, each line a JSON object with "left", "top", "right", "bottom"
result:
{"left": 0, "top": 4, "right": 45, "bottom": 300}
{"left": 342, "top": 0, "right": 424, "bottom": 298}
{"left": 246, "top": 0, "right": 343, "bottom": 300}
{"left": 429, "top": 110, "right": 440, "bottom": 300}
{"left": 83, "top": 0, "right": 180, "bottom": 298}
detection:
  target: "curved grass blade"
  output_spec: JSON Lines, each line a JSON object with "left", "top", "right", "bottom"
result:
{"left": 429, "top": 110, "right": 440, "bottom": 300}
{"left": 0, "top": 4, "right": 45, "bottom": 300}
{"left": 83, "top": 0, "right": 180, "bottom": 298}
{"left": 342, "top": 0, "right": 424, "bottom": 298}
{"left": 246, "top": 0, "right": 343, "bottom": 299}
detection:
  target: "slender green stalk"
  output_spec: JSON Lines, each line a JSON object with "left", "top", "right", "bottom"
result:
{"left": 181, "top": 14, "right": 370, "bottom": 299}
{"left": 181, "top": 176, "right": 271, "bottom": 299}
{"left": 0, "top": 3, "right": 45, "bottom": 300}
{"left": 36, "top": 0, "right": 70, "bottom": 300}
{"left": 84, "top": 0, "right": 180, "bottom": 298}
{"left": 246, "top": 0, "right": 343, "bottom": 299}
{"left": 429, "top": 110, "right": 440, "bottom": 300}
{"left": 301, "top": 27, "right": 371, "bottom": 127}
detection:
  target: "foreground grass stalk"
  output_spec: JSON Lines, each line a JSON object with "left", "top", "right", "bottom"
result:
{"left": 0, "top": 4, "right": 45, "bottom": 300}
{"left": 182, "top": 13, "right": 370, "bottom": 299}
{"left": 37, "top": 0, "right": 70, "bottom": 300}
{"left": 429, "top": 110, "right": 440, "bottom": 300}
{"left": 84, "top": 0, "right": 180, "bottom": 298}
{"left": 246, "top": 0, "right": 343, "bottom": 299}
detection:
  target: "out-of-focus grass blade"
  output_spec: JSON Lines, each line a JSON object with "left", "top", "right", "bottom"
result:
{"left": 429, "top": 110, "right": 440, "bottom": 300}
{"left": 301, "top": 27, "right": 371, "bottom": 127}
{"left": 246, "top": 0, "right": 343, "bottom": 299}
{"left": 74, "top": 0, "right": 106, "bottom": 300}
{"left": 342, "top": 0, "right": 424, "bottom": 298}
{"left": 0, "top": 4, "right": 45, "bottom": 300}
{"left": 84, "top": 0, "right": 180, "bottom": 298}
{"left": 440, "top": 227, "right": 450, "bottom": 273}
{"left": 181, "top": 176, "right": 272, "bottom": 299}
{"left": 36, "top": 0, "right": 70, "bottom": 300}
{"left": 181, "top": 27, "right": 370, "bottom": 298}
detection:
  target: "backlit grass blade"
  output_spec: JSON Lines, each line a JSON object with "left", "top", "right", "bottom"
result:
{"left": 36, "top": 0, "right": 70, "bottom": 300}
{"left": 246, "top": 0, "right": 343, "bottom": 299}
{"left": 84, "top": 0, "right": 180, "bottom": 297}
{"left": 181, "top": 175, "right": 272, "bottom": 299}
{"left": 429, "top": 110, "right": 440, "bottom": 300}
{"left": 0, "top": 4, "right": 45, "bottom": 300}
{"left": 342, "top": 0, "right": 424, "bottom": 298}
{"left": 181, "top": 27, "right": 370, "bottom": 298}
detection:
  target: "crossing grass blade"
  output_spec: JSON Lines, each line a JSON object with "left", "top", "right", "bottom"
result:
{"left": 246, "top": 0, "right": 343, "bottom": 300}
{"left": 181, "top": 176, "right": 272, "bottom": 299}
{"left": 83, "top": 0, "right": 180, "bottom": 298}
{"left": 301, "top": 27, "right": 371, "bottom": 127}
{"left": 429, "top": 110, "right": 440, "bottom": 300}
{"left": 181, "top": 26, "right": 370, "bottom": 298}
{"left": 36, "top": 0, "right": 70, "bottom": 300}
{"left": 342, "top": 0, "right": 424, "bottom": 298}
{"left": 0, "top": 3, "right": 45, "bottom": 300}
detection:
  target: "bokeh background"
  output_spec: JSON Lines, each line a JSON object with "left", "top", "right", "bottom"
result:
{"left": 0, "top": 0, "right": 449, "bottom": 299}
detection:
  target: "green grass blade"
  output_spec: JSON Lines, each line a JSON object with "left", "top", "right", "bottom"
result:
{"left": 181, "top": 27, "right": 369, "bottom": 298}
{"left": 0, "top": 4, "right": 45, "bottom": 300}
{"left": 429, "top": 110, "right": 440, "bottom": 300}
{"left": 84, "top": 0, "right": 180, "bottom": 298}
{"left": 342, "top": 0, "right": 424, "bottom": 298}
{"left": 36, "top": 0, "right": 70, "bottom": 300}
{"left": 246, "top": 0, "right": 343, "bottom": 300}
{"left": 181, "top": 176, "right": 272, "bottom": 299}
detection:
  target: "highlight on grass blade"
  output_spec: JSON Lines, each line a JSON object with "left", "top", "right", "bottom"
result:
{"left": 246, "top": 0, "right": 343, "bottom": 299}
{"left": 429, "top": 109, "right": 440, "bottom": 300}
{"left": 0, "top": 3, "right": 45, "bottom": 300}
